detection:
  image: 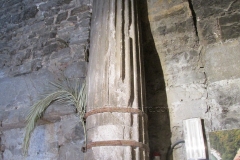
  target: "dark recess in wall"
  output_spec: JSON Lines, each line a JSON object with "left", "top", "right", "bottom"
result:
{"left": 139, "top": 0, "right": 172, "bottom": 160}
{"left": 187, "top": 0, "right": 199, "bottom": 38}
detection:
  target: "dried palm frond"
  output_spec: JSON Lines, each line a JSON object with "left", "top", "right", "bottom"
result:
{"left": 23, "top": 79, "right": 87, "bottom": 155}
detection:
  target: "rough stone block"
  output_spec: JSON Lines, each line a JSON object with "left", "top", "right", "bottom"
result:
{"left": 58, "top": 140, "right": 84, "bottom": 160}
{"left": 25, "top": 21, "right": 45, "bottom": 33}
{"left": 207, "top": 79, "right": 240, "bottom": 130}
{"left": 56, "top": 115, "right": 84, "bottom": 146}
{"left": 0, "top": 104, "right": 77, "bottom": 131}
{"left": 70, "top": 44, "right": 85, "bottom": 60}
{"left": 167, "top": 84, "right": 207, "bottom": 103}
{"left": 208, "top": 79, "right": 240, "bottom": 109}
{"left": 22, "top": 6, "right": 39, "bottom": 21}
{"left": 71, "top": 5, "right": 89, "bottom": 16}
{"left": 1, "top": 115, "right": 83, "bottom": 159}
{"left": 205, "top": 39, "right": 240, "bottom": 83}
{"left": 61, "top": 0, "right": 73, "bottom": 5}
{"left": 56, "top": 12, "right": 68, "bottom": 24}
{"left": 0, "top": 70, "right": 54, "bottom": 110}
{"left": 2, "top": 128, "right": 25, "bottom": 160}
{"left": 155, "top": 33, "right": 198, "bottom": 55}
{"left": 69, "top": 33, "right": 89, "bottom": 44}
{"left": 147, "top": 0, "right": 187, "bottom": 16}
{"left": 220, "top": 25, "right": 240, "bottom": 41}
{"left": 208, "top": 79, "right": 240, "bottom": 111}
{"left": 11, "top": 62, "right": 32, "bottom": 76}
{"left": 44, "top": 17, "right": 54, "bottom": 25}
{"left": 198, "top": 19, "right": 218, "bottom": 44}
{"left": 155, "top": 25, "right": 166, "bottom": 36}
{"left": 2, "top": 124, "right": 56, "bottom": 160}
{"left": 56, "top": 28, "right": 72, "bottom": 42}
{"left": 74, "top": 26, "right": 89, "bottom": 33}
{"left": 2, "top": 0, "right": 20, "bottom": 8}
{"left": 166, "top": 70, "right": 206, "bottom": 86}
{"left": 148, "top": 2, "right": 191, "bottom": 22}
{"left": 219, "top": 12, "right": 240, "bottom": 41}
{"left": 77, "top": 11, "right": 91, "bottom": 20}
{"left": 43, "top": 42, "right": 67, "bottom": 55}
{"left": 228, "top": 0, "right": 240, "bottom": 12}
{"left": 0, "top": 108, "right": 27, "bottom": 130}
{"left": 32, "top": 59, "right": 42, "bottom": 71}
{"left": 219, "top": 12, "right": 240, "bottom": 25}
{"left": 64, "top": 61, "right": 87, "bottom": 79}
{"left": 11, "top": 14, "right": 22, "bottom": 24}
{"left": 79, "top": 18, "right": 91, "bottom": 27}
{"left": 41, "top": 104, "right": 74, "bottom": 121}
{"left": 169, "top": 99, "right": 207, "bottom": 126}
{"left": 0, "top": 1, "right": 4, "bottom": 8}
{"left": 192, "top": 0, "right": 237, "bottom": 19}
{"left": 39, "top": 2, "right": 57, "bottom": 11}
{"left": 0, "top": 78, "right": 28, "bottom": 110}
{"left": 50, "top": 48, "right": 70, "bottom": 60}
{"left": 0, "top": 52, "right": 10, "bottom": 68}
{"left": 13, "top": 51, "right": 31, "bottom": 66}
{"left": 43, "top": 8, "right": 60, "bottom": 18}
{"left": 49, "top": 31, "right": 57, "bottom": 38}
{"left": 164, "top": 50, "right": 200, "bottom": 75}
{"left": 67, "top": 16, "right": 77, "bottom": 22}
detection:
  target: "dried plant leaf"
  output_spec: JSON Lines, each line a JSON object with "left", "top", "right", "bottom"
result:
{"left": 23, "top": 79, "right": 86, "bottom": 155}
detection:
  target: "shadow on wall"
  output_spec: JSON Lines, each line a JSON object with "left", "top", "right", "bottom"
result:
{"left": 139, "top": 0, "right": 172, "bottom": 160}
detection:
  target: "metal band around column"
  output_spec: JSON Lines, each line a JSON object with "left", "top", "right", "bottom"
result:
{"left": 84, "top": 107, "right": 146, "bottom": 119}
{"left": 86, "top": 140, "right": 149, "bottom": 152}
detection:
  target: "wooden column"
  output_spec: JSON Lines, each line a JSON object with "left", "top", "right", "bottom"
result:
{"left": 86, "top": 0, "right": 148, "bottom": 159}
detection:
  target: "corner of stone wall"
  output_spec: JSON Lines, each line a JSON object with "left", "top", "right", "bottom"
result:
{"left": 147, "top": 0, "right": 240, "bottom": 159}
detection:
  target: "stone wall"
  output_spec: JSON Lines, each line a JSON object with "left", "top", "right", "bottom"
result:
{"left": 1, "top": 0, "right": 240, "bottom": 159}
{"left": 147, "top": 0, "right": 240, "bottom": 159}
{"left": 139, "top": 0, "right": 171, "bottom": 159}
{"left": 0, "top": 0, "right": 91, "bottom": 159}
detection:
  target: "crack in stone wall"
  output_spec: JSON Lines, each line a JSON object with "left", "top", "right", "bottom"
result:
{"left": 187, "top": 0, "right": 198, "bottom": 38}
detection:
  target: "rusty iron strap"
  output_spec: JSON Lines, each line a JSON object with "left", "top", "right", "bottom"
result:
{"left": 84, "top": 107, "right": 146, "bottom": 119}
{"left": 86, "top": 140, "right": 149, "bottom": 152}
